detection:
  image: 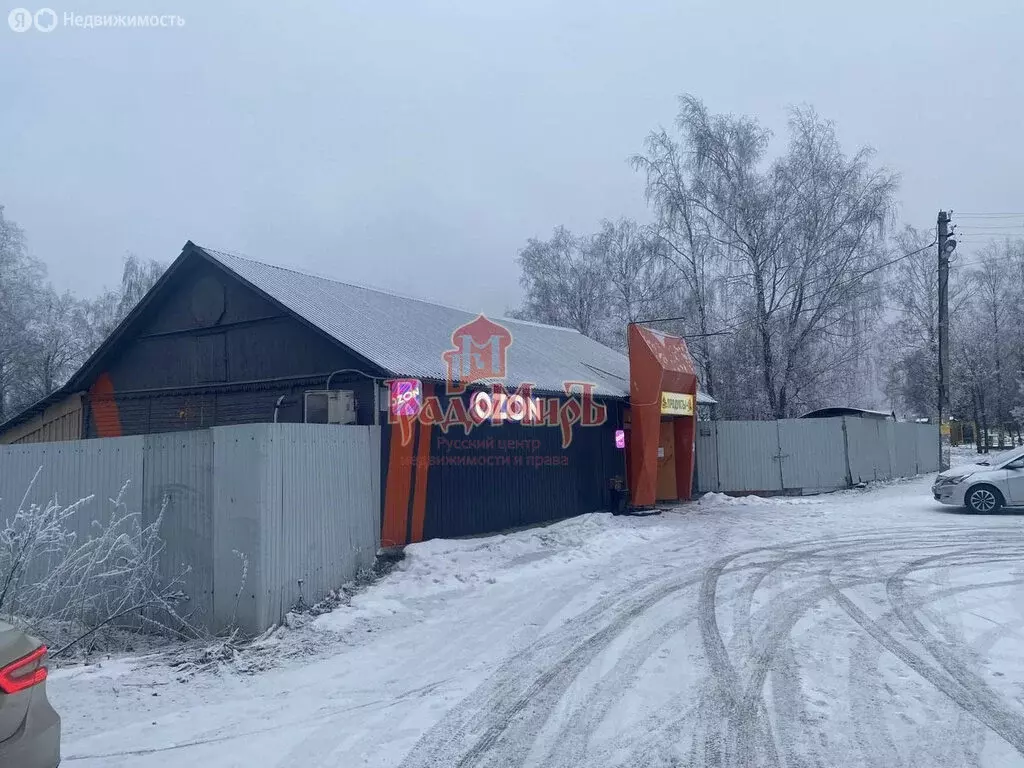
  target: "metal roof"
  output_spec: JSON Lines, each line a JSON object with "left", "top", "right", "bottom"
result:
{"left": 198, "top": 247, "right": 718, "bottom": 404}
{"left": 799, "top": 406, "right": 893, "bottom": 420}
{"left": 198, "top": 246, "right": 635, "bottom": 398}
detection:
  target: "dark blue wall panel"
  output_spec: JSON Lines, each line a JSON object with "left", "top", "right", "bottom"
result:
{"left": 380, "top": 391, "right": 626, "bottom": 541}
{"left": 83, "top": 257, "right": 382, "bottom": 437}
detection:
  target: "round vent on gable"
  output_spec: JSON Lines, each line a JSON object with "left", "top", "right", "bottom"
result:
{"left": 190, "top": 275, "right": 226, "bottom": 327}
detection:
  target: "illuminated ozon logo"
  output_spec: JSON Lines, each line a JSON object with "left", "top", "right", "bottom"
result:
{"left": 470, "top": 391, "right": 543, "bottom": 422}
{"left": 387, "top": 315, "right": 609, "bottom": 448}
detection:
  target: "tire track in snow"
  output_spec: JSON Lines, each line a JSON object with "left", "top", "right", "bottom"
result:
{"left": 693, "top": 534, "right": 959, "bottom": 767}
{"left": 395, "top": 526, "right": 1024, "bottom": 768}
{"left": 843, "top": 568, "right": 1024, "bottom": 767}
{"left": 848, "top": 624, "right": 905, "bottom": 768}
{"left": 698, "top": 530, "right": 1024, "bottom": 767}
{"left": 698, "top": 548, "right": 773, "bottom": 768}
{"left": 948, "top": 614, "right": 1024, "bottom": 768}
{"left": 829, "top": 572, "right": 1024, "bottom": 759}
{"left": 396, "top": 537, "right": 863, "bottom": 768}
{"left": 885, "top": 547, "right": 1024, "bottom": 759}
{"left": 536, "top": 607, "right": 698, "bottom": 767}
{"left": 457, "top": 578, "right": 709, "bottom": 768}
{"left": 395, "top": 568, "right": 706, "bottom": 768}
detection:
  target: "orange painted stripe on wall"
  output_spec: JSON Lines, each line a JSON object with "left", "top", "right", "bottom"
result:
{"left": 409, "top": 383, "right": 434, "bottom": 543}
{"left": 381, "top": 416, "right": 416, "bottom": 547}
{"left": 88, "top": 372, "right": 123, "bottom": 438}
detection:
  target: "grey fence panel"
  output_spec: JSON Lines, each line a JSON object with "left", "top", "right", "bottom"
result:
{"left": 879, "top": 422, "right": 896, "bottom": 478}
{"left": 695, "top": 422, "right": 719, "bottom": 493}
{"left": 777, "top": 419, "right": 848, "bottom": 492}
{"left": 844, "top": 418, "right": 884, "bottom": 483}
{"left": 699, "top": 418, "right": 939, "bottom": 493}
{"left": 256, "top": 426, "right": 286, "bottom": 634}
{"left": 142, "top": 431, "right": 215, "bottom": 627}
{"left": 210, "top": 424, "right": 270, "bottom": 635}
{"left": 916, "top": 426, "right": 940, "bottom": 474}
{"left": 261, "top": 424, "right": 380, "bottom": 628}
{"left": 865, "top": 421, "right": 887, "bottom": 480}
{"left": 891, "top": 423, "right": 919, "bottom": 478}
{"left": 0, "top": 437, "right": 146, "bottom": 607}
{"left": 714, "top": 421, "right": 783, "bottom": 493}
{"left": 0, "top": 438, "right": 145, "bottom": 577}
{"left": 368, "top": 426, "right": 382, "bottom": 531}
{"left": 0, "top": 437, "right": 144, "bottom": 517}
{"left": 0, "top": 425, "right": 383, "bottom": 636}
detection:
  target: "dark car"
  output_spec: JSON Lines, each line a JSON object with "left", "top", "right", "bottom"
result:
{"left": 0, "top": 621, "right": 60, "bottom": 767}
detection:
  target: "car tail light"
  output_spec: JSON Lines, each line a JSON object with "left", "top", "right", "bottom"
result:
{"left": 0, "top": 645, "right": 48, "bottom": 694}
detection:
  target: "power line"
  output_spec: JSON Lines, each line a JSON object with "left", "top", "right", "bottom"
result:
{"left": 663, "top": 239, "right": 941, "bottom": 337}
{"left": 956, "top": 212, "right": 1024, "bottom": 218}
{"left": 627, "top": 319, "right": 730, "bottom": 337}
{"left": 959, "top": 237, "right": 1024, "bottom": 241}
{"left": 956, "top": 225, "right": 1024, "bottom": 230}
{"left": 957, "top": 228, "right": 1024, "bottom": 232}
{"left": 952, "top": 253, "right": 1024, "bottom": 269}
{"left": 958, "top": 222, "right": 1024, "bottom": 226}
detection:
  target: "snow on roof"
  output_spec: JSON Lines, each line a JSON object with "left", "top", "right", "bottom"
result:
{"left": 197, "top": 246, "right": 632, "bottom": 397}
{"left": 799, "top": 406, "right": 893, "bottom": 420}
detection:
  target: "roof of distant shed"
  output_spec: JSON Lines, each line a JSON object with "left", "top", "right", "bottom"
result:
{"left": 799, "top": 406, "right": 894, "bottom": 420}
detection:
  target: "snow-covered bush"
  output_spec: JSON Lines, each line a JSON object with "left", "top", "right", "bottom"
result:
{"left": 0, "top": 470, "right": 195, "bottom": 657}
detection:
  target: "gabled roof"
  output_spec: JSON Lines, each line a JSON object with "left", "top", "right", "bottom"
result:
{"left": 195, "top": 245, "right": 631, "bottom": 398}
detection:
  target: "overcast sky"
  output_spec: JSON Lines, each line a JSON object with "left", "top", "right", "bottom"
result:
{"left": 2, "top": 0, "right": 1022, "bottom": 316}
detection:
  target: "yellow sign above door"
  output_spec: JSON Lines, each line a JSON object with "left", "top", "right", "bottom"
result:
{"left": 660, "top": 391, "right": 694, "bottom": 416}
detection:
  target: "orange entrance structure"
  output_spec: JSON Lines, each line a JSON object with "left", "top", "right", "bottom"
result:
{"left": 627, "top": 324, "right": 698, "bottom": 507}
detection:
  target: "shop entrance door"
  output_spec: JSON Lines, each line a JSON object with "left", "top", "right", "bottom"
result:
{"left": 656, "top": 420, "right": 677, "bottom": 501}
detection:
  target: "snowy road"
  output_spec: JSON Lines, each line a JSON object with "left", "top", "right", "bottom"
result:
{"left": 50, "top": 477, "right": 1024, "bottom": 767}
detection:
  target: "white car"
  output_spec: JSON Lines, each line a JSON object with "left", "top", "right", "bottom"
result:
{"left": 932, "top": 447, "right": 1024, "bottom": 513}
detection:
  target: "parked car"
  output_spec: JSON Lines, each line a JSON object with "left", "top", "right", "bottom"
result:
{"left": 0, "top": 621, "right": 60, "bottom": 767}
{"left": 932, "top": 447, "right": 1024, "bottom": 513}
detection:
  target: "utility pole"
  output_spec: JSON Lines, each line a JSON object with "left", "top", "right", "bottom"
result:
{"left": 937, "top": 210, "right": 955, "bottom": 469}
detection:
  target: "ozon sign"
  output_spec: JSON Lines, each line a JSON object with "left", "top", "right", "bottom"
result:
{"left": 389, "top": 380, "right": 607, "bottom": 448}
{"left": 470, "top": 390, "right": 543, "bottom": 422}
{"left": 387, "top": 315, "right": 608, "bottom": 447}
{"left": 389, "top": 379, "right": 422, "bottom": 417}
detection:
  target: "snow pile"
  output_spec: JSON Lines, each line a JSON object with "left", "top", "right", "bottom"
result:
{"left": 693, "top": 491, "right": 835, "bottom": 510}
{"left": 313, "top": 512, "right": 668, "bottom": 634}
{"left": 696, "top": 492, "right": 772, "bottom": 506}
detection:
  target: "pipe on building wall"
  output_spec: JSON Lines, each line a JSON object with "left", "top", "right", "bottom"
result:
{"left": 106, "top": 373, "right": 339, "bottom": 397}
{"left": 99, "top": 370, "right": 387, "bottom": 432}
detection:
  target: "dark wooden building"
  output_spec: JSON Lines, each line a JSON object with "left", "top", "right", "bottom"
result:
{"left": 2, "top": 242, "right": 711, "bottom": 543}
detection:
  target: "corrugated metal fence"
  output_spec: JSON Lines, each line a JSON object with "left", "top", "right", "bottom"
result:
{"left": 695, "top": 417, "right": 939, "bottom": 495}
{"left": 0, "top": 424, "right": 380, "bottom": 635}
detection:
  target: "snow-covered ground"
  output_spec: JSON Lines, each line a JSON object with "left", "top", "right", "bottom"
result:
{"left": 49, "top": 475, "right": 1024, "bottom": 767}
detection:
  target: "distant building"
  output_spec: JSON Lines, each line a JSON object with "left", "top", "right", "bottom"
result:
{"left": 799, "top": 406, "right": 895, "bottom": 421}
